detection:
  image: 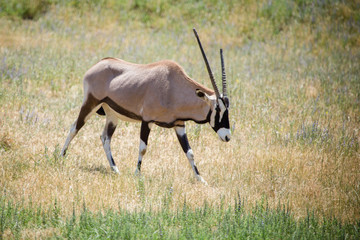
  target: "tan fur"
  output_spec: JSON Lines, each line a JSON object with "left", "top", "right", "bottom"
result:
{"left": 84, "top": 57, "right": 214, "bottom": 124}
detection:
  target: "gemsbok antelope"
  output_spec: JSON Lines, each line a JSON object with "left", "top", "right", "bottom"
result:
{"left": 60, "top": 29, "right": 231, "bottom": 184}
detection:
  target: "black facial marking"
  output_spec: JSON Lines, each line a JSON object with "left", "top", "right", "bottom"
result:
{"left": 224, "top": 97, "right": 230, "bottom": 108}
{"left": 215, "top": 109, "right": 229, "bottom": 131}
{"left": 211, "top": 98, "right": 230, "bottom": 132}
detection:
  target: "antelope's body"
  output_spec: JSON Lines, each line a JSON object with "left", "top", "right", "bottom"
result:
{"left": 84, "top": 58, "right": 213, "bottom": 126}
{"left": 61, "top": 30, "right": 231, "bottom": 184}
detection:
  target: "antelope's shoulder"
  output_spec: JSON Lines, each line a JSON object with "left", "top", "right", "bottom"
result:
{"left": 142, "top": 60, "right": 184, "bottom": 73}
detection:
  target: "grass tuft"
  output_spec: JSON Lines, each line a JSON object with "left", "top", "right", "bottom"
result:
{"left": 1, "top": 196, "right": 359, "bottom": 239}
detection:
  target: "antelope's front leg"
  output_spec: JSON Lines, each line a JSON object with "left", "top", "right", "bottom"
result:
{"left": 174, "top": 126, "right": 208, "bottom": 185}
{"left": 135, "top": 121, "right": 152, "bottom": 175}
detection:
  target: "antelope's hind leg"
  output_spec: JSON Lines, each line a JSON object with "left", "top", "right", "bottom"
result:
{"left": 174, "top": 126, "right": 208, "bottom": 185}
{"left": 135, "top": 121, "right": 152, "bottom": 175}
{"left": 100, "top": 106, "right": 119, "bottom": 174}
{"left": 61, "top": 95, "right": 101, "bottom": 156}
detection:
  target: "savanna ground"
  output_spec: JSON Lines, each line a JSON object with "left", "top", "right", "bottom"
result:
{"left": 0, "top": 0, "right": 360, "bottom": 238}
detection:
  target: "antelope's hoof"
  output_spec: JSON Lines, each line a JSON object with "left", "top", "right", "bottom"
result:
{"left": 60, "top": 150, "right": 66, "bottom": 157}
{"left": 111, "top": 166, "right": 120, "bottom": 174}
{"left": 196, "top": 175, "right": 208, "bottom": 186}
{"left": 134, "top": 168, "right": 141, "bottom": 176}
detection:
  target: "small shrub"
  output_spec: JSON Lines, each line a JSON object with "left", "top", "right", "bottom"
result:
{"left": 260, "top": 0, "right": 296, "bottom": 33}
{"left": 0, "top": 0, "right": 50, "bottom": 20}
{"left": 0, "top": 133, "right": 12, "bottom": 152}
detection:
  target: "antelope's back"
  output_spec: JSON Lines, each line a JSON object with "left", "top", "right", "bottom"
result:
{"left": 83, "top": 58, "right": 210, "bottom": 123}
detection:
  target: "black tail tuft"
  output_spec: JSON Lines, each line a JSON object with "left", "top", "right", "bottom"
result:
{"left": 96, "top": 107, "right": 106, "bottom": 115}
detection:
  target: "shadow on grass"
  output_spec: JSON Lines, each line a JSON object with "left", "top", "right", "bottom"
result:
{"left": 80, "top": 165, "right": 110, "bottom": 175}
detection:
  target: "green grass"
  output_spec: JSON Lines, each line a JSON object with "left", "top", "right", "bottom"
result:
{"left": 1, "top": 197, "right": 359, "bottom": 239}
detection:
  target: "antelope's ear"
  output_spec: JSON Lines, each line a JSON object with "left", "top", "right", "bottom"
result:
{"left": 224, "top": 96, "right": 230, "bottom": 108}
{"left": 196, "top": 89, "right": 212, "bottom": 105}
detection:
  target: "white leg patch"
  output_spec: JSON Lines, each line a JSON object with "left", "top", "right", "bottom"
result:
{"left": 111, "top": 166, "right": 120, "bottom": 174}
{"left": 103, "top": 139, "right": 111, "bottom": 158}
{"left": 135, "top": 139, "right": 147, "bottom": 176}
{"left": 175, "top": 126, "right": 186, "bottom": 136}
{"left": 101, "top": 135, "right": 114, "bottom": 166}
{"left": 186, "top": 149, "right": 194, "bottom": 160}
{"left": 139, "top": 139, "right": 147, "bottom": 156}
{"left": 186, "top": 149, "right": 207, "bottom": 184}
{"left": 196, "top": 175, "right": 208, "bottom": 185}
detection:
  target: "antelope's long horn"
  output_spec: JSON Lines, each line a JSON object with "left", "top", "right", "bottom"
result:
{"left": 193, "top": 28, "right": 220, "bottom": 98}
{"left": 220, "top": 49, "right": 230, "bottom": 107}
{"left": 220, "top": 49, "right": 227, "bottom": 98}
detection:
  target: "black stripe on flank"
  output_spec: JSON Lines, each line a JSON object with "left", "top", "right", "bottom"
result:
{"left": 101, "top": 97, "right": 142, "bottom": 121}
{"left": 152, "top": 111, "right": 210, "bottom": 128}
{"left": 98, "top": 96, "right": 211, "bottom": 128}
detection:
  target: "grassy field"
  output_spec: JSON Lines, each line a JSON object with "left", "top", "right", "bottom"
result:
{"left": 1, "top": 0, "right": 360, "bottom": 238}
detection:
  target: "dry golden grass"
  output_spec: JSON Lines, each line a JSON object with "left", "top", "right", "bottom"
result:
{"left": 1, "top": 97, "right": 359, "bottom": 222}
{"left": 1, "top": 1, "right": 359, "bottom": 224}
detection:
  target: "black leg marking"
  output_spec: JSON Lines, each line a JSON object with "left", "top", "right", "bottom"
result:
{"left": 136, "top": 121, "right": 151, "bottom": 174}
{"left": 61, "top": 94, "right": 100, "bottom": 156}
{"left": 175, "top": 131, "right": 191, "bottom": 153}
{"left": 193, "top": 165, "right": 200, "bottom": 175}
{"left": 136, "top": 160, "right": 142, "bottom": 171}
{"left": 75, "top": 94, "right": 100, "bottom": 131}
{"left": 100, "top": 110, "right": 119, "bottom": 173}
{"left": 107, "top": 122, "right": 116, "bottom": 138}
{"left": 106, "top": 123, "right": 117, "bottom": 167}
{"left": 110, "top": 156, "right": 116, "bottom": 166}
{"left": 174, "top": 126, "right": 207, "bottom": 184}
{"left": 140, "top": 121, "right": 151, "bottom": 145}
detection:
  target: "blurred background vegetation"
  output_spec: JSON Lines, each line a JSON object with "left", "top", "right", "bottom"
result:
{"left": 1, "top": 0, "right": 359, "bottom": 44}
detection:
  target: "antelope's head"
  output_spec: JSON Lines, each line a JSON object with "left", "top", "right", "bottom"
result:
{"left": 193, "top": 29, "right": 231, "bottom": 142}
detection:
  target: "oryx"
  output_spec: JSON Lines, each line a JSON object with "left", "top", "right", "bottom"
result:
{"left": 60, "top": 29, "right": 231, "bottom": 184}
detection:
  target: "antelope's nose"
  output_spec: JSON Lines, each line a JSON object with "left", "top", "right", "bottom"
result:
{"left": 225, "top": 136, "right": 230, "bottom": 142}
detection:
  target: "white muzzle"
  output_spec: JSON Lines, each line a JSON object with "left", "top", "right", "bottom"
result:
{"left": 217, "top": 128, "right": 231, "bottom": 142}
